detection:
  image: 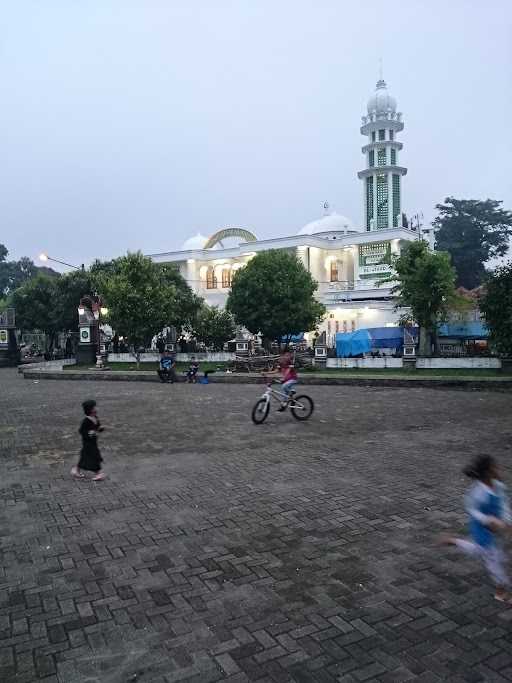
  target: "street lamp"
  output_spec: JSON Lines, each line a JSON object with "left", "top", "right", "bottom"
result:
{"left": 39, "top": 252, "right": 83, "bottom": 270}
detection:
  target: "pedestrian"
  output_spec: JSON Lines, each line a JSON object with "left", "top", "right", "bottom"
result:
{"left": 65, "top": 335, "right": 73, "bottom": 358}
{"left": 156, "top": 335, "right": 166, "bottom": 354}
{"left": 112, "top": 333, "right": 119, "bottom": 354}
{"left": 71, "top": 400, "right": 106, "bottom": 481}
{"left": 187, "top": 357, "right": 199, "bottom": 383}
{"left": 440, "top": 454, "right": 511, "bottom": 602}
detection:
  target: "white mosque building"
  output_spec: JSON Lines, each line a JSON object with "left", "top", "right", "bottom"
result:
{"left": 149, "top": 78, "right": 420, "bottom": 346}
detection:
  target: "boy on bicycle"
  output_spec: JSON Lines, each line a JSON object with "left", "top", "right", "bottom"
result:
{"left": 277, "top": 351, "right": 298, "bottom": 411}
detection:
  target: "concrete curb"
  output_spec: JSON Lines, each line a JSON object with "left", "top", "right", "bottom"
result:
{"left": 21, "top": 369, "right": 512, "bottom": 391}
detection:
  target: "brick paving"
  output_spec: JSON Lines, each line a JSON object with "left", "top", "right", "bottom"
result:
{"left": 1, "top": 368, "right": 512, "bottom": 683}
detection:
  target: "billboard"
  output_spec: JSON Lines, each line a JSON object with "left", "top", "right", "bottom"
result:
{"left": 358, "top": 241, "right": 392, "bottom": 279}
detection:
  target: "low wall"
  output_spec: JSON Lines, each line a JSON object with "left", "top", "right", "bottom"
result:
{"left": 107, "top": 352, "right": 235, "bottom": 363}
{"left": 327, "top": 357, "right": 403, "bottom": 369}
{"left": 416, "top": 357, "right": 501, "bottom": 370}
{"left": 18, "top": 358, "right": 76, "bottom": 373}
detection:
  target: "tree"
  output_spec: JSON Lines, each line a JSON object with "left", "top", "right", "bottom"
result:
{"left": 193, "top": 304, "right": 236, "bottom": 350}
{"left": 0, "top": 244, "right": 58, "bottom": 296}
{"left": 226, "top": 250, "right": 325, "bottom": 348}
{"left": 55, "top": 270, "right": 97, "bottom": 332}
{"left": 10, "top": 274, "right": 60, "bottom": 350}
{"left": 480, "top": 262, "right": 512, "bottom": 357}
{"left": 434, "top": 198, "right": 512, "bottom": 289}
{"left": 387, "top": 240, "right": 458, "bottom": 356}
{"left": 97, "top": 252, "right": 201, "bottom": 364}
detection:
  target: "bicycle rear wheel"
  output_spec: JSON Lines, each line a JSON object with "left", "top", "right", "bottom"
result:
{"left": 252, "top": 398, "right": 270, "bottom": 424}
{"left": 290, "top": 394, "right": 314, "bottom": 421}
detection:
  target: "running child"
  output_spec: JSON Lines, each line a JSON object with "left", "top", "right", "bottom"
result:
{"left": 441, "top": 454, "right": 511, "bottom": 602}
{"left": 71, "top": 399, "right": 106, "bottom": 481}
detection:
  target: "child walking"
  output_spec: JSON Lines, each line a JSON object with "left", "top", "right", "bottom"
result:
{"left": 442, "top": 455, "right": 511, "bottom": 602}
{"left": 71, "top": 399, "right": 106, "bottom": 481}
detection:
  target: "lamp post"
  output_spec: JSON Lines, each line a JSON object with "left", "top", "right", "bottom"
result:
{"left": 39, "top": 253, "right": 84, "bottom": 270}
{"left": 93, "top": 303, "right": 109, "bottom": 368}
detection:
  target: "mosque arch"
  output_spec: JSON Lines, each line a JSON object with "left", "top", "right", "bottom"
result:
{"left": 204, "top": 227, "right": 257, "bottom": 250}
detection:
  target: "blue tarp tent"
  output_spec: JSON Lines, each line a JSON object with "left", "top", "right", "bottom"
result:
{"left": 366, "top": 326, "right": 408, "bottom": 349}
{"left": 335, "top": 329, "right": 372, "bottom": 357}
{"left": 438, "top": 321, "right": 487, "bottom": 339}
{"left": 335, "top": 327, "right": 418, "bottom": 357}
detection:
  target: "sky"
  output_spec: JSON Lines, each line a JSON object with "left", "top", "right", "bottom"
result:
{"left": 1, "top": 0, "right": 511, "bottom": 269}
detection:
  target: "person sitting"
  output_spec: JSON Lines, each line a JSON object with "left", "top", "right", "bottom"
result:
{"left": 158, "top": 350, "right": 177, "bottom": 383}
{"left": 187, "top": 357, "right": 199, "bottom": 383}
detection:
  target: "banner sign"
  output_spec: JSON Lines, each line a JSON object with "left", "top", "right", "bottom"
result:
{"left": 0, "top": 329, "right": 8, "bottom": 346}
{"left": 358, "top": 241, "right": 392, "bottom": 279}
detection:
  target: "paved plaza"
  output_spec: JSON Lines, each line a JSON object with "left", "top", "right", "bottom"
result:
{"left": 1, "top": 369, "right": 512, "bottom": 683}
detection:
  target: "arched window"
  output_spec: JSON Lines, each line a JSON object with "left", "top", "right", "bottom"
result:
{"left": 206, "top": 267, "right": 217, "bottom": 289}
{"left": 221, "top": 268, "right": 231, "bottom": 288}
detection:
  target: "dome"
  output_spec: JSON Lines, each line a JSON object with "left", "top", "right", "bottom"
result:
{"left": 298, "top": 212, "right": 355, "bottom": 236}
{"left": 367, "top": 79, "right": 397, "bottom": 115}
{"left": 181, "top": 233, "right": 208, "bottom": 250}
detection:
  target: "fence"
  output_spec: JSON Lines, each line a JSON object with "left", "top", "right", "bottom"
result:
{"left": 107, "top": 352, "right": 236, "bottom": 364}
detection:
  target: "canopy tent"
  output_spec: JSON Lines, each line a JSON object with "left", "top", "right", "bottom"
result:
{"left": 335, "top": 329, "right": 372, "bottom": 357}
{"left": 438, "top": 321, "right": 487, "bottom": 340}
{"left": 335, "top": 326, "right": 418, "bottom": 357}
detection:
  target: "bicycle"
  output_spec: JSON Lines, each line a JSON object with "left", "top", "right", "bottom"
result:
{"left": 251, "top": 377, "right": 314, "bottom": 424}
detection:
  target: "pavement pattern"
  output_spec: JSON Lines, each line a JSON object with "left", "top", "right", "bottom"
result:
{"left": 1, "top": 368, "right": 512, "bottom": 683}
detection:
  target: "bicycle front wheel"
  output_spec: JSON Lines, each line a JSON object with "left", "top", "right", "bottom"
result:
{"left": 290, "top": 395, "right": 314, "bottom": 421}
{"left": 252, "top": 398, "right": 270, "bottom": 424}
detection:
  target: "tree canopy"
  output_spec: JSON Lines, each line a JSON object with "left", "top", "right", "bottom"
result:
{"left": 388, "top": 240, "right": 458, "bottom": 356}
{"left": 193, "top": 304, "right": 235, "bottom": 350}
{"left": 0, "top": 243, "right": 59, "bottom": 297}
{"left": 480, "top": 261, "right": 512, "bottom": 357}
{"left": 434, "top": 198, "right": 512, "bottom": 289}
{"left": 10, "top": 275, "right": 60, "bottom": 346}
{"left": 98, "top": 252, "right": 201, "bottom": 350}
{"left": 226, "top": 250, "right": 325, "bottom": 347}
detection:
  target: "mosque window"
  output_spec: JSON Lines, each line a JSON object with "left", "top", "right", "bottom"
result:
{"left": 206, "top": 267, "right": 217, "bottom": 289}
{"left": 330, "top": 260, "right": 339, "bottom": 282}
{"left": 390, "top": 148, "right": 396, "bottom": 165}
{"left": 389, "top": 129, "right": 394, "bottom": 141}
{"left": 371, "top": 131, "right": 376, "bottom": 142}
{"left": 393, "top": 174, "right": 401, "bottom": 227}
{"left": 369, "top": 150, "right": 375, "bottom": 167}
{"left": 366, "top": 177, "right": 374, "bottom": 231}
{"left": 378, "top": 129, "right": 385, "bottom": 141}
{"left": 377, "top": 149, "right": 386, "bottom": 166}
{"left": 221, "top": 268, "right": 231, "bottom": 288}
{"left": 377, "top": 174, "right": 388, "bottom": 228}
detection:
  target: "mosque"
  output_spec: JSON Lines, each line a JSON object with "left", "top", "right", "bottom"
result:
{"left": 149, "top": 77, "right": 420, "bottom": 347}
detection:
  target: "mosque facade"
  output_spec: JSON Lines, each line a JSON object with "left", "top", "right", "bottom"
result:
{"left": 149, "top": 78, "right": 421, "bottom": 346}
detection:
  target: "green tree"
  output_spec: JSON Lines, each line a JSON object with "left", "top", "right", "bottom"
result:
{"left": 0, "top": 244, "right": 58, "bottom": 296}
{"left": 388, "top": 240, "right": 458, "bottom": 356}
{"left": 226, "top": 250, "right": 325, "bottom": 348}
{"left": 97, "top": 252, "right": 201, "bottom": 364}
{"left": 480, "top": 262, "right": 512, "bottom": 357}
{"left": 434, "top": 198, "right": 512, "bottom": 289}
{"left": 193, "top": 304, "right": 236, "bottom": 350}
{"left": 10, "top": 274, "right": 60, "bottom": 350}
{"left": 55, "top": 269, "right": 97, "bottom": 332}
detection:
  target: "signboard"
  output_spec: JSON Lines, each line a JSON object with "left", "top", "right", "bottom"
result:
{"left": 80, "top": 327, "right": 91, "bottom": 343}
{"left": 0, "top": 329, "right": 8, "bottom": 346}
{"left": 358, "top": 241, "right": 392, "bottom": 279}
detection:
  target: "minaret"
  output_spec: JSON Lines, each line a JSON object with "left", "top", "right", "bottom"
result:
{"left": 358, "top": 77, "right": 407, "bottom": 231}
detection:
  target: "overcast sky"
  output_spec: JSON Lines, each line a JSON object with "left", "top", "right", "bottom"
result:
{"left": 1, "top": 1, "right": 511, "bottom": 268}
